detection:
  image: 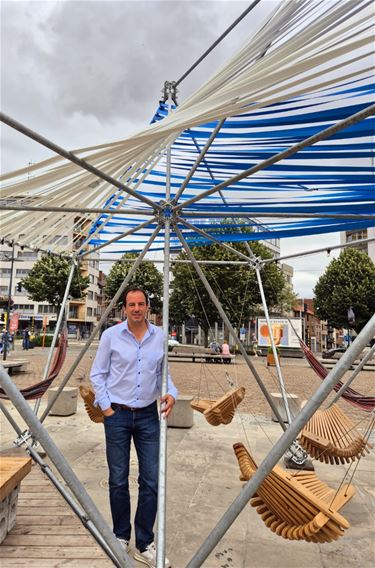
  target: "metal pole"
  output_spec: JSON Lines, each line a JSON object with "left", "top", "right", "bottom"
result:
{"left": 157, "top": 219, "right": 170, "bottom": 568}
{"left": 260, "top": 237, "right": 375, "bottom": 264}
{"left": 156, "top": 85, "right": 173, "bottom": 568}
{"left": 175, "top": 103, "right": 375, "bottom": 210}
{"left": 186, "top": 313, "right": 375, "bottom": 567}
{"left": 3, "top": 241, "right": 15, "bottom": 362}
{"left": 40, "top": 226, "right": 161, "bottom": 423}
{"left": 2, "top": 204, "right": 374, "bottom": 221}
{"left": 255, "top": 267, "right": 292, "bottom": 424}
{"left": 0, "top": 368, "right": 135, "bottom": 568}
{"left": 174, "top": 225, "right": 286, "bottom": 429}
{"left": 174, "top": 0, "right": 261, "bottom": 87}
{"left": 0, "top": 204, "right": 155, "bottom": 216}
{"left": 331, "top": 342, "right": 375, "bottom": 405}
{"left": 33, "top": 259, "right": 76, "bottom": 416}
{"left": 89, "top": 258, "right": 253, "bottom": 265}
{"left": 173, "top": 119, "right": 225, "bottom": 203}
{"left": 79, "top": 216, "right": 157, "bottom": 258}
{"left": 0, "top": 112, "right": 161, "bottom": 212}
{"left": 180, "top": 211, "right": 375, "bottom": 221}
{"left": 0, "top": 401, "right": 127, "bottom": 568}
{"left": 177, "top": 217, "right": 253, "bottom": 263}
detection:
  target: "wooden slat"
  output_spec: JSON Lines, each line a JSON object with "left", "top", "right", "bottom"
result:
{"left": 1, "top": 559, "right": 111, "bottom": 567}
{"left": 0, "top": 546, "right": 108, "bottom": 558}
{"left": 4, "top": 534, "right": 97, "bottom": 546}
{"left": 10, "top": 525, "right": 88, "bottom": 535}
{"left": 17, "top": 507, "right": 74, "bottom": 516}
{"left": 15, "top": 515, "right": 81, "bottom": 526}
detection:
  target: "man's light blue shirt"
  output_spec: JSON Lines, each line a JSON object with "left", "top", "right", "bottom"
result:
{"left": 90, "top": 320, "right": 178, "bottom": 410}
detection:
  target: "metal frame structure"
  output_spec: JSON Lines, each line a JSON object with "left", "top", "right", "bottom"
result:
{"left": 1, "top": 99, "right": 374, "bottom": 568}
{"left": 1, "top": 2, "right": 375, "bottom": 565}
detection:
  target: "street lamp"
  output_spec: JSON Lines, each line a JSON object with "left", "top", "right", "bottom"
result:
{"left": 1, "top": 241, "right": 16, "bottom": 361}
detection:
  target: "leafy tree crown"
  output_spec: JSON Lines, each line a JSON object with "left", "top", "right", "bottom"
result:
{"left": 314, "top": 248, "right": 375, "bottom": 332}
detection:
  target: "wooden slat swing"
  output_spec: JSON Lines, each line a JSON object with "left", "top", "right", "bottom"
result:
{"left": 233, "top": 442, "right": 356, "bottom": 543}
{"left": 190, "top": 386, "right": 246, "bottom": 426}
{"left": 79, "top": 385, "right": 104, "bottom": 423}
{"left": 298, "top": 404, "right": 373, "bottom": 464}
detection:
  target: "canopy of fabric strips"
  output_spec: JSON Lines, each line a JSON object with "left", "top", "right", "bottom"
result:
{"left": 0, "top": 0, "right": 374, "bottom": 257}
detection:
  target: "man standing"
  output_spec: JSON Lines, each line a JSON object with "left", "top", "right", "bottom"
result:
{"left": 90, "top": 286, "right": 176, "bottom": 568}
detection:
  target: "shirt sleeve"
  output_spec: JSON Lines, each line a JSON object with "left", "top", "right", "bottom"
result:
{"left": 156, "top": 341, "right": 178, "bottom": 400}
{"left": 90, "top": 331, "right": 112, "bottom": 411}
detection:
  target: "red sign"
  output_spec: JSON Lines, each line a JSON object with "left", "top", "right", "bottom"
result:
{"left": 9, "top": 312, "right": 20, "bottom": 333}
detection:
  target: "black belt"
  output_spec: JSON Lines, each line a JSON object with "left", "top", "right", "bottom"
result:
{"left": 111, "top": 402, "right": 152, "bottom": 412}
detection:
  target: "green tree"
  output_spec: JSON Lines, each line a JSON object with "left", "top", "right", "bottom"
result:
{"left": 169, "top": 240, "right": 287, "bottom": 344}
{"left": 105, "top": 253, "right": 163, "bottom": 313}
{"left": 21, "top": 255, "right": 89, "bottom": 311}
{"left": 314, "top": 248, "right": 375, "bottom": 333}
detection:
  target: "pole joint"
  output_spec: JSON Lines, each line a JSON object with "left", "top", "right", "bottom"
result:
{"left": 162, "top": 81, "right": 178, "bottom": 104}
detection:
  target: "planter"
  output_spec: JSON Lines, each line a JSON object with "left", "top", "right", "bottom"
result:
{"left": 267, "top": 352, "right": 280, "bottom": 366}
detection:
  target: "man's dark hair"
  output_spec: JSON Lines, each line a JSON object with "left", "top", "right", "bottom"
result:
{"left": 124, "top": 286, "right": 149, "bottom": 306}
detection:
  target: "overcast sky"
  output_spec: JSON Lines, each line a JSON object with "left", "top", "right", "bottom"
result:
{"left": 1, "top": 0, "right": 342, "bottom": 298}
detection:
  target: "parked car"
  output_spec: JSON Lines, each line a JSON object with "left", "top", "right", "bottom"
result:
{"left": 168, "top": 338, "right": 181, "bottom": 348}
{"left": 322, "top": 347, "right": 346, "bottom": 359}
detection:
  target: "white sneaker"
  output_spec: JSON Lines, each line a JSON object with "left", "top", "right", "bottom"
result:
{"left": 134, "top": 541, "right": 171, "bottom": 567}
{"left": 117, "top": 538, "right": 130, "bottom": 553}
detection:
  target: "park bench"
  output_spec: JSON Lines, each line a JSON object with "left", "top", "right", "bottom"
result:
{"left": 1, "top": 360, "right": 28, "bottom": 376}
{"left": 0, "top": 456, "right": 32, "bottom": 543}
{"left": 169, "top": 345, "right": 235, "bottom": 364}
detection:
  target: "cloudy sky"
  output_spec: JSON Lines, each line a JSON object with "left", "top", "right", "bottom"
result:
{"left": 1, "top": 0, "right": 342, "bottom": 297}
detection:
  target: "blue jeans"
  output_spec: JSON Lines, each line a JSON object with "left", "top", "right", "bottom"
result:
{"left": 104, "top": 402, "right": 160, "bottom": 551}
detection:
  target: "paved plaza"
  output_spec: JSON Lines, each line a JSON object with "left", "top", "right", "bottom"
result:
{"left": 1, "top": 344, "right": 374, "bottom": 567}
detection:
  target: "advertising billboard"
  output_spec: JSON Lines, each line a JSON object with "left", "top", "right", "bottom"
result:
{"left": 257, "top": 317, "right": 302, "bottom": 348}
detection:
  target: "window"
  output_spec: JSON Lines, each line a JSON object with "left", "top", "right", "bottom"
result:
{"left": 16, "top": 269, "right": 31, "bottom": 277}
{"left": 87, "top": 307, "right": 93, "bottom": 317}
{"left": 87, "top": 291, "right": 94, "bottom": 300}
{"left": 38, "top": 305, "right": 56, "bottom": 314}
{"left": 17, "top": 251, "right": 38, "bottom": 260}
{"left": 0, "top": 268, "right": 11, "bottom": 276}
{"left": 0, "top": 286, "right": 8, "bottom": 294}
{"left": 13, "top": 304, "right": 34, "bottom": 310}
{"left": 69, "top": 307, "right": 78, "bottom": 318}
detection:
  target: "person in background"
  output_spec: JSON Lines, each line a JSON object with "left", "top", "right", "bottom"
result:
{"left": 209, "top": 339, "right": 221, "bottom": 353}
{"left": 22, "top": 328, "right": 30, "bottom": 350}
{"left": 90, "top": 286, "right": 177, "bottom": 568}
{"left": 251, "top": 332, "right": 261, "bottom": 357}
{"left": 221, "top": 340, "right": 231, "bottom": 364}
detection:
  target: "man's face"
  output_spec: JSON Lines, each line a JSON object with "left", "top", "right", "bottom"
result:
{"left": 124, "top": 291, "right": 148, "bottom": 326}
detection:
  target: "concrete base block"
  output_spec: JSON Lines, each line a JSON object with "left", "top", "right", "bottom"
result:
{"left": 270, "top": 392, "right": 300, "bottom": 423}
{"left": 168, "top": 395, "right": 194, "bottom": 428}
{"left": 7, "top": 485, "right": 20, "bottom": 532}
{"left": 0, "top": 496, "right": 9, "bottom": 544}
{"left": 0, "top": 486, "right": 20, "bottom": 544}
{"left": 48, "top": 386, "right": 78, "bottom": 416}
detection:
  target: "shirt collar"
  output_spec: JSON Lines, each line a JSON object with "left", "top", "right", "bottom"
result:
{"left": 121, "top": 319, "right": 155, "bottom": 335}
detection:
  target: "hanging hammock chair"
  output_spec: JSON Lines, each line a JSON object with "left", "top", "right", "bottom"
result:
{"left": 298, "top": 404, "right": 373, "bottom": 464}
{"left": 233, "top": 442, "right": 356, "bottom": 543}
{"left": 191, "top": 386, "right": 245, "bottom": 426}
{"left": 79, "top": 385, "right": 104, "bottom": 423}
{"left": 299, "top": 339, "right": 375, "bottom": 412}
{"left": 0, "top": 328, "right": 68, "bottom": 400}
